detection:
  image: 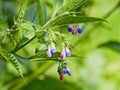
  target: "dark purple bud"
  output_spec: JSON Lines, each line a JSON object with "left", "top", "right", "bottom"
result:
{"left": 51, "top": 43, "right": 56, "bottom": 54}
{"left": 65, "top": 47, "right": 71, "bottom": 57}
{"left": 67, "top": 25, "right": 73, "bottom": 32}
{"left": 46, "top": 46, "right": 52, "bottom": 57}
{"left": 72, "top": 28, "right": 77, "bottom": 35}
{"left": 60, "top": 73, "right": 64, "bottom": 80}
{"left": 77, "top": 26, "right": 83, "bottom": 33}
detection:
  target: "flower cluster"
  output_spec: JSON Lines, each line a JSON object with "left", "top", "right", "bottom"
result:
{"left": 57, "top": 63, "right": 72, "bottom": 80}
{"left": 67, "top": 25, "right": 83, "bottom": 35}
{"left": 46, "top": 42, "right": 71, "bottom": 81}
{"left": 46, "top": 43, "right": 71, "bottom": 59}
{"left": 45, "top": 24, "right": 82, "bottom": 80}
{"left": 60, "top": 47, "right": 71, "bottom": 59}
{"left": 46, "top": 42, "right": 56, "bottom": 57}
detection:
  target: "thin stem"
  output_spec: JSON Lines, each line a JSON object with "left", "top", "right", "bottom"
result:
{"left": 103, "top": 1, "right": 120, "bottom": 19}
{"left": 12, "top": 36, "right": 36, "bottom": 53}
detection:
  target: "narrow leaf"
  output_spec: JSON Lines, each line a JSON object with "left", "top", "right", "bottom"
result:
{"left": 36, "top": 0, "right": 44, "bottom": 25}
{"left": 48, "top": 15, "right": 106, "bottom": 27}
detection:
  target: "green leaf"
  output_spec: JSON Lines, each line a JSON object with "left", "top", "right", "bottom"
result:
{"left": 98, "top": 41, "right": 120, "bottom": 53}
{"left": 23, "top": 3, "right": 39, "bottom": 25}
{"left": 52, "top": 0, "right": 64, "bottom": 18}
{"left": 24, "top": 2, "right": 46, "bottom": 25}
{"left": 36, "top": 0, "right": 44, "bottom": 25}
{"left": 0, "top": 45, "right": 23, "bottom": 77}
{"left": 56, "top": 0, "right": 86, "bottom": 15}
{"left": 48, "top": 15, "right": 106, "bottom": 27}
{"left": 18, "top": 0, "right": 28, "bottom": 22}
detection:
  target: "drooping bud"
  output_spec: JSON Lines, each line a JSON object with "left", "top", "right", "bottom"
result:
{"left": 63, "top": 68, "right": 68, "bottom": 74}
{"left": 46, "top": 46, "right": 52, "bottom": 57}
{"left": 51, "top": 42, "right": 56, "bottom": 54}
{"left": 60, "top": 73, "right": 64, "bottom": 80}
{"left": 60, "top": 48, "right": 66, "bottom": 59}
{"left": 65, "top": 47, "right": 71, "bottom": 57}
{"left": 72, "top": 28, "right": 77, "bottom": 35}
{"left": 67, "top": 68, "right": 72, "bottom": 76}
{"left": 77, "top": 25, "right": 83, "bottom": 33}
{"left": 67, "top": 25, "right": 73, "bottom": 32}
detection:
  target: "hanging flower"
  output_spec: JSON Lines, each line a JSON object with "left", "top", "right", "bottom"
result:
{"left": 51, "top": 42, "right": 56, "bottom": 54}
{"left": 72, "top": 28, "right": 77, "bottom": 35}
{"left": 65, "top": 47, "right": 71, "bottom": 57}
{"left": 66, "top": 68, "right": 72, "bottom": 76}
{"left": 60, "top": 48, "right": 66, "bottom": 59}
{"left": 77, "top": 25, "right": 83, "bottom": 33}
{"left": 46, "top": 46, "right": 52, "bottom": 57}
{"left": 63, "top": 68, "right": 68, "bottom": 74}
{"left": 67, "top": 25, "right": 73, "bottom": 32}
{"left": 63, "top": 67, "right": 72, "bottom": 76}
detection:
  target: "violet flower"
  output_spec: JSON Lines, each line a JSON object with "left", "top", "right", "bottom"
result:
{"left": 46, "top": 46, "right": 52, "bottom": 57}
{"left": 51, "top": 43, "right": 56, "bottom": 54}
{"left": 65, "top": 47, "right": 71, "bottom": 57}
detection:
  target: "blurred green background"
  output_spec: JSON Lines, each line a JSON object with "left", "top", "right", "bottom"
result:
{"left": 0, "top": 0, "right": 120, "bottom": 90}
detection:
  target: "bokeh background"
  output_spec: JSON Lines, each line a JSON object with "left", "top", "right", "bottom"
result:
{"left": 0, "top": 0, "right": 120, "bottom": 90}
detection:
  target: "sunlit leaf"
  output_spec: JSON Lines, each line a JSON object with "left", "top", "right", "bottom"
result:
{"left": 47, "top": 15, "right": 106, "bottom": 28}
{"left": 57, "top": 0, "right": 86, "bottom": 15}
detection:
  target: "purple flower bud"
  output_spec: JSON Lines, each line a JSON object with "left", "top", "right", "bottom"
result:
{"left": 60, "top": 73, "right": 64, "bottom": 80}
{"left": 67, "top": 25, "right": 73, "bottom": 32}
{"left": 65, "top": 47, "right": 71, "bottom": 57}
{"left": 77, "top": 26, "right": 83, "bottom": 33}
{"left": 51, "top": 43, "right": 56, "bottom": 54}
{"left": 60, "top": 48, "right": 66, "bottom": 59}
{"left": 67, "top": 68, "right": 72, "bottom": 76}
{"left": 72, "top": 28, "right": 77, "bottom": 35}
{"left": 63, "top": 69, "right": 68, "bottom": 74}
{"left": 46, "top": 46, "right": 52, "bottom": 57}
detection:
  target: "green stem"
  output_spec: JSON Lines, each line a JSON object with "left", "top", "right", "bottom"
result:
{"left": 103, "top": 1, "right": 120, "bottom": 19}
{"left": 12, "top": 36, "right": 36, "bottom": 53}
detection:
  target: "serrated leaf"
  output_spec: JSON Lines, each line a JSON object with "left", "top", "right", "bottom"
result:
{"left": 48, "top": 15, "right": 106, "bottom": 27}
{"left": 98, "top": 41, "right": 120, "bottom": 53}
{"left": 56, "top": 0, "right": 86, "bottom": 15}
{"left": 0, "top": 45, "right": 23, "bottom": 77}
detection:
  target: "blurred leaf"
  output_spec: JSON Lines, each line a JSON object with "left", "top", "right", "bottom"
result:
{"left": 36, "top": 0, "right": 44, "bottom": 25}
{"left": 48, "top": 15, "right": 106, "bottom": 27}
{"left": 21, "top": 77, "right": 82, "bottom": 90}
{"left": 98, "top": 41, "right": 120, "bottom": 53}
{"left": 57, "top": 0, "right": 86, "bottom": 15}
